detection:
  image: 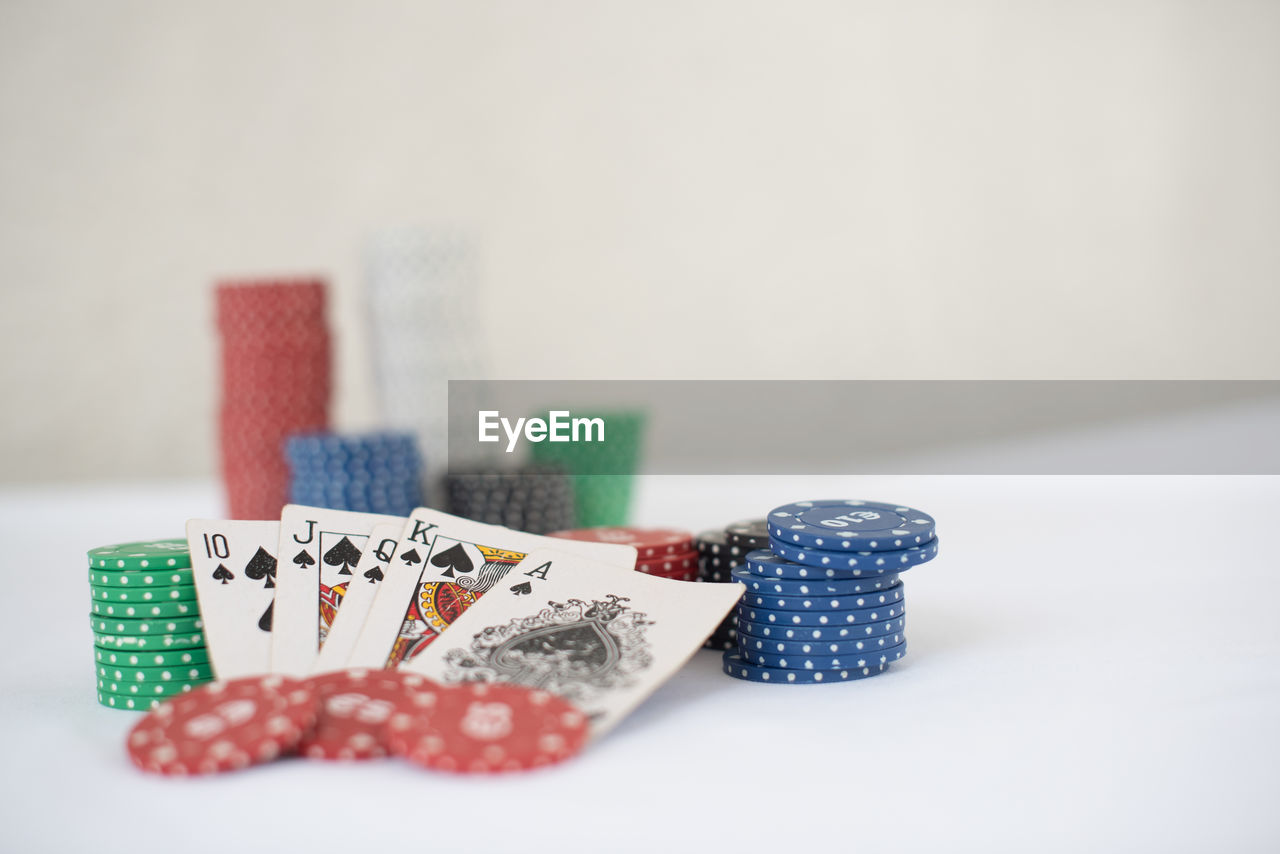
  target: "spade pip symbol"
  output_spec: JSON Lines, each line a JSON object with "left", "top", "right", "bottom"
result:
{"left": 323, "top": 537, "right": 362, "bottom": 576}
{"left": 246, "top": 547, "right": 277, "bottom": 587}
{"left": 509, "top": 581, "right": 533, "bottom": 596}
{"left": 431, "top": 543, "right": 475, "bottom": 580}
{"left": 363, "top": 566, "right": 385, "bottom": 584}
{"left": 243, "top": 547, "right": 278, "bottom": 633}
{"left": 293, "top": 550, "right": 316, "bottom": 570}
{"left": 400, "top": 548, "right": 421, "bottom": 566}
{"left": 212, "top": 564, "right": 234, "bottom": 585}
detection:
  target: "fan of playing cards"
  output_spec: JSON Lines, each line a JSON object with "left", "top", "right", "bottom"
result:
{"left": 143, "top": 506, "right": 741, "bottom": 774}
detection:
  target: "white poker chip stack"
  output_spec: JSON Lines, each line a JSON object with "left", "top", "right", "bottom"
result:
{"left": 364, "top": 229, "right": 489, "bottom": 492}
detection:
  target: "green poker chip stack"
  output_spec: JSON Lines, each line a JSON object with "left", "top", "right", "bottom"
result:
{"left": 87, "top": 539, "right": 214, "bottom": 710}
{"left": 529, "top": 410, "right": 646, "bottom": 527}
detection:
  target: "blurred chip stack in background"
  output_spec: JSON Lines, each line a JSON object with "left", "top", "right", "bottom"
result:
{"left": 285, "top": 431, "right": 424, "bottom": 516}
{"left": 529, "top": 410, "right": 646, "bottom": 527}
{"left": 444, "top": 465, "right": 575, "bottom": 534}
{"left": 216, "top": 278, "right": 331, "bottom": 519}
{"left": 364, "top": 229, "right": 488, "bottom": 499}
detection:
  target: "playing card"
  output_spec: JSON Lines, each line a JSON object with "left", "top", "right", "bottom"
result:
{"left": 402, "top": 548, "right": 744, "bottom": 736}
{"left": 310, "top": 521, "right": 402, "bottom": 675}
{"left": 347, "top": 509, "right": 638, "bottom": 670}
{"left": 186, "top": 520, "right": 280, "bottom": 679}
{"left": 272, "top": 506, "right": 405, "bottom": 676}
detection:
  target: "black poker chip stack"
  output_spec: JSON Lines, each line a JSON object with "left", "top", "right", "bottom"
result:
{"left": 444, "top": 466, "right": 576, "bottom": 534}
{"left": 697, "top": 519, "right": 770, "bottom": 650}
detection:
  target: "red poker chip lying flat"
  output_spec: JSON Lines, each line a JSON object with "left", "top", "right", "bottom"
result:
{"left": 547, "top": 527, "right": 694, "bottom": 560}
{"left": 386, "top": 682, "right": 589, "bottom": 774}
{"left": 298, "top": 669, "right": 443, "bottom": 760}
{"left": 126, "top": 675, "right": 317, "bottom": 775}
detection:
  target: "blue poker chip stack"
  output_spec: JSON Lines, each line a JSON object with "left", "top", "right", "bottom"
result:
{"left": 284, "top": 431, "right": 424, "bottom": 516}
{"left": 722, "top": 500, "right": 938, "bottom": 685}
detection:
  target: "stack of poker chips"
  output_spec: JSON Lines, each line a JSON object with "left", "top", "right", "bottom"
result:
{"left": 445, "top": 466, "right": 575, "bottom": 534}
{"left": 722, "top": 500, "right": 939, "bottom": 685}
{"left": 285, "top": 432, "right": 424, "bottom": 516}
{"left": 216, "top": 278, "right": 331, "bottom": 519}
{"left": 88, "top": 540, "right": 213, "bottom": 711}
{"left": 547, "top": 527, "right": 698, "bottom": 581}
{"left": 696, "top": 519, "right": 771, "bottom": 650}
{"left": 365, "top": 229, "right": 487, "bottom": 488}
{"left": 529, "top": 410, "right": 646, "bottom": 527}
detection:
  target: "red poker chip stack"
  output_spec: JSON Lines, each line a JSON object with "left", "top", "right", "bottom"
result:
{"left": 547, "top": 527, "right": 698, "bottom": 581}
{"left": 216, "top": 278, "right": 331, "bottom": 519}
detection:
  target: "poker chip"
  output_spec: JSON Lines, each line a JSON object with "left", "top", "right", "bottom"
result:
{"left": 91, "top": 599, "right": 199, "bottom": 618}
{"left": 90, "top": 615, "right": 204, "bottom": 636}
{"left": 743, "top": 549, "right": 901, "bottom": 583}
{"left": 529, "top": 410, "right": 646, "bottom": 527}
{"left": 88, "top": 540, "right": 191, "bottom": 571}
{"left": 769, "top": 536, "right": 939, "bottom": 573}
{"left": 98, "top": 663, "right": 215, "bottom": 684}
{"left": 724, "top": 519, "right": 770, "bottom": 551}
{"left": 722, "top": 651, "right": 892, "bottom": 685}
{"left": 96, "top": 647, "right": 211, "bottom": 668}
{"left": 730, "top": 564, "right": 901, "bottom": 596}
{"left": 695, "top": 526, "right": 751, "bottom": 648}
{"left": 216, "top": 278, "right": 331, "bottom": 520}
{"left": 548, "top": 527, "right": 694, "bottom": 560}
{"left": 744, "top": 639, "right": 908, "bottom": 670}
{"left": 737, "top": 601, "right": 905, "bottom": 626}
{"left": 444, "top": 466, "right": 575, "bottom": 534}
{"left": 738, "top": 585, "right": 904, "bottom": 613}
{"left": 94, "top": 632, "right": 206, "bottom": 650}
{"left": 768, "top": 500, "right": 936, "bottom": 551}
{"left": 386, "top": 682, "right": 589, "bottom": 773}
{"left": 739, "top": 631, "right": 907, "bottom": 656}
{"left": 286, "top": 431, "right": 423, "bottom": 517}
{"left": 98, "top": 691, "right": 165, "bottom": 711}
{"left": 737, "top": 615, "right": 906, "bottom": 641}
{"left": 97, "top": 677, "right": 208, "bottom": 697}
{"left": 127, "top": 675, "right": 318, "bottom": 775}
{"left": 635, "top": 551, "right": 699, "bottom": 579}
{"left": 88, "top": 568, "right": 195, "bottom": 588}
{"left": 297, "top": 669, "right": 442, "bottom": 761}
{"left": 365, "top": 229, "right": 485, "bottom": 500}
{"left": 89, "top": 584, "right": 198, "bottom": 603}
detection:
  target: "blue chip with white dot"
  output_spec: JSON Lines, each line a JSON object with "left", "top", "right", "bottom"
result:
{"left": 733, "top": 560, "right": 900, "bottom": 595}
{"left": 769, "top": 536, "right": 939, "bottom": 573}
{"left": 738, "top": 583, "right": 904, "bottom": 613}
{"left": 739, "top": 630, "right": 906, "bottom": 656}
{"left": 743, "top": 638, "right": 907, "bottom": 670}
{"left": 768, "top": 500, "right": 935, "bottom": 552}
{"left": 736, "top": 600, "right": 905, "bottom": 626}
{"left": 721, "top": 650, "right": 896, "bottom": 684}
{"left": 736, "top": 615, "right": 905, "bottom": 642}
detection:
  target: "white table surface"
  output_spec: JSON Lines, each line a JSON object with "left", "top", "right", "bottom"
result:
{"left": 2, "top": 474, "right": 1277, "bottom": 853}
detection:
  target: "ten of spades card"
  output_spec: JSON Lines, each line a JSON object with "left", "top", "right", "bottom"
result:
{"left": 310, "top": 520, "right": 402, "bottom": 675}
{"left": 272, "top": 506, "right": 405, "bottom": 676}
{"left": 402, "top": 548, "right": 744, "bottom": 736}
{"left": 347, "top": 509, "right": 638, "bottom": 671}
{"left": 186, "top": 519, "right": 281, "bottom": 679}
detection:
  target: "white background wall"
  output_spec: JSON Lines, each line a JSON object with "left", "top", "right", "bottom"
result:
{"left": 1, "top": 0, "right": 1277, "bottom": 483}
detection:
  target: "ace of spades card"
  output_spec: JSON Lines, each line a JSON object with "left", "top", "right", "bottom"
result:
{"left": 348, "top": 509, "right": 638, "bottom": 671}
{"left": 272, "top": 506, "right": 404, "bottom": 676}
{"left": 186, "top": 520, "right": 280, "bottom": 679}
{"left": 310, "top": 520, "right": 402, "bottom": 675}
{"left": 403, "top": 548, "right": 745, "bottom": 736}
